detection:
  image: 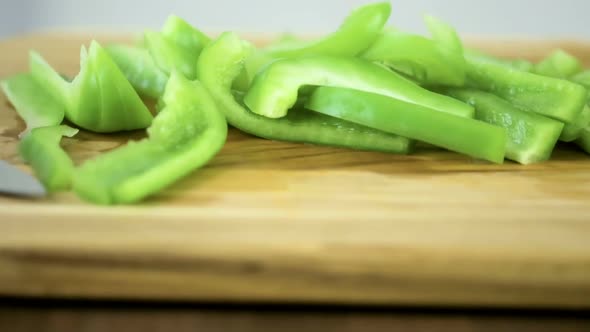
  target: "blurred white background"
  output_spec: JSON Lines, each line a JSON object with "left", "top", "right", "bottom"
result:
{"left": 0, "top": 0, "right": 588, "bottom": 39}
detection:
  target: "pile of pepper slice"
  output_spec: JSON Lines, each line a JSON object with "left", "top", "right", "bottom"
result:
{"left": 2, "top": 1, "right": 590, "bottom": 204}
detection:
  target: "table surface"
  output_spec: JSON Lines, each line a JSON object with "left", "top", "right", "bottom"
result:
{"left": 1, "top": 298, "right": 589, "bottom": 332}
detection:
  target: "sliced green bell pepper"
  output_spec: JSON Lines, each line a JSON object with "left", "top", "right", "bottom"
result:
{"left": 144, "top": 30, "right": 199, "bottom": 80}
{"left": 465, "top": 54, "right": 587, "bottom": 123}
{"left": 464, "top": 49, "right": 533, "bottom": 72}
{"left": 30, "top": 41, "right": 153, "bottom": 133}
{"left": 306, "top": 87, "right": 506, "bottom": 163}
{"left": 560, "top": 105, "right": 590, "bottom": 142}
{"left": 19, "top": 125, "right": 78, "bottom": 192}
{"left": 161, "top": 15, "right": 211, "bottom": 55}
{"left": 446, "top": 89, "right": 564, "bottom": 164}
{"left": 106, "top": 45, "right": 168, "bottom": 99}
{"left": 571, "top": 70, "right": 590, "bottom": 88}
{"left": 197, "top": 32, "right": 412, "bottom": 154}
{"left": 361, "top": 17, "right": 466, "bottom": 86}
{"left": 73, "top": 72, "right": 227, "bottom": 205}
{"left": 1, "top": 72, "right": 65, "bottom": 136}
{"left": 533, "top": 49, "right": 582, "bottom": 79}
{"left": 243, "top": 55, "right": 474, "bottom": 119}
{"left": 243, "top": 2, "right": 392, "bottom": 87}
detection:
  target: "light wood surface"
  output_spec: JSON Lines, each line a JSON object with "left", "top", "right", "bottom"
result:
{"left": 1, "top": 33, "right": 590, "bottom": 309}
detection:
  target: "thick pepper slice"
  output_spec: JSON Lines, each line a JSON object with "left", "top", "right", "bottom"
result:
{"left": 73, "top": 72, "right": 227, "bottom": 205}
{"left": 243, "top": 2, "right": 391, "bottom": 86}
{"left": 244, "top": 56, "right": 474, "bottom": 119}
{"left": 106, "top": 45, "right": 168, "bottom": 99}
{"left": 1, "top": 72, "right": 65, "bottom": 136}
{"left": 306, "top": 87, "right": 506, "bottom": 163}
{"left": 19, "top": 125, "right": 79, "bottom": 192}
{"left": 446, "top": 89, "right": 564, "bottom": 164}
{"left": 30, "top": 42, "right": 153, "bottom": 133}
{"left": 532, "top": 56, "right": 590, "bottom": 142}
{"left": 197, "top": 32, "right": 412, "bottom": 154}
{"left": 362, "top": 16, "right": 466, "bottom": 86}
{"left": 465, "top": 54, "right": 587, "bottom": 123}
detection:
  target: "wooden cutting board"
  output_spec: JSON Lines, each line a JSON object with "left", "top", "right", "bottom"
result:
{"left": 1, "top": 33, "right": 590, "bottom": 309}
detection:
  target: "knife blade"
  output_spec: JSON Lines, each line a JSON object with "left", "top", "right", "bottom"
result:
{"left": 0, "top": 160, "right": 46, "bottom": 198}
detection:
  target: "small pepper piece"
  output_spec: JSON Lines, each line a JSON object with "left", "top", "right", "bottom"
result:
{"left": 73, "top": 72, "right": 227, "bottom": 205}
{"left": 19, "top": 125, "right": 79, "bottom": 192}
{"left": 244, "top": 56, "right": 474, "bottom": 119}
{"left": 465, "top": 54, "right": 587, "bottom": 123}
{"left": 242, "top": 2, "right": 392, "bottom": 87}
{"left": 446, "top": 89, "right": 564, "bottom": 164}
{"left": 361, "top": 15, "right": 466, "bottom": 86}
{"left": 106, "top": 45, "right": 168, "bottom": 99}
{"left": 30, "top": 41, "right": 153, "bottom": 133}
{"left": 533, "top": 49, "right": 582, "bottom": 79}
{"left": 1, "top": 72, "right": 65, "bottom": 136}
{"left": 197, "top": 32, "right": 412, "bottom": 154}
{"left": 306, "top": 87, "right": 506, "bottom": 163}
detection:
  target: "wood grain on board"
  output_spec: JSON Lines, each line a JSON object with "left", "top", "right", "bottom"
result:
{"left": 0, "top": 33, "right": 590, "bottom": 309}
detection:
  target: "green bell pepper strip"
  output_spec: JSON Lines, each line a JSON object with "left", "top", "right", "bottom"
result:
{"left": 19, "top": 125, "right": 78, "bottom": 192}
{"left": 560, "top": 105, "right": 590, "bottom": 142}
{"left": 533, "top": 49, "right": 582, "bottom": 79}
{"left": 361, "top": 23, "right": 465, "bottom": 86}
{"left": 161, "top": 15, "right": 211, "bottom": 55}
{"left": 361, "top": 15, "right": 466, "bottom": 86}
{"left": 243, "top": 55, "right": 474, "bottom": 119}
{"left": 465, "top": 54, "right": 587, "bottom": 123}
{"left": 571, "top": 70, "right": 590, "bottom": 88}
{"left": 575, "top": 128, "right": 590, "bottom": 154}
{"left": 532, "top": 60, "right": 589, "bottom": 142}
{"left": 1, "top": 72, "right": 65, "bottom": 136}
{"left": 73, "top": 72, "right": 227, "bottom": 205}
{"left": 144, "top": 30, "right": 199, "bottom": 80}
{"left": 242, "top": 2, "right": 392, "bottom": 87}
{"left": 106, "top": 45, "right": 169, "bottom": 99}
{"left": 445, "top": 89, "right": 564, "bottom": 164}
{"left": 197, "top": 32, "right": 412, "bottom": 154}
{"left": 30, "top": 41, "right": 153, "bottom": 133}
{"left": 144, "top": 16, "right": 210, "bottom": 80}
{"left": 464, "top": 49, "right": 533, "bottom": 72}
{"left": 306, "top": 87, "right": 506, "bottom": 163}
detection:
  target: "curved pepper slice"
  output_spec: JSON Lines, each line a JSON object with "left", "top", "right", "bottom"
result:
{"left": 19, "top": 125, "right": 79, "bottom": 192}
{"left": 1, "top": 72, "right": 65, "bottom": 136}
{"left": 30, "top": 41, "right": 153, "bottom": 133}
{"left": 73, "top": 72, "right": 227, "bottom": 205}
{"left": 306, "top": 87, "right": 506, "bottom": 163}
{"left": 446, "top": 89, "right": 564, "bottom": 164}
{"left": 106, "top": 45, "right": 168, "bottom": 99}
{"left": 243, "top": 55, "right": 474, "bottom": 119}
{"left": 362, "top": 16, "right": 466, "bottom": 86}
{"left": 243, "top": 2, "right": 391, "bottom": 86}
{"left": 465, "top": 54, "right": 587, "bottom": 124}
{"left": 197, "top": 32, "right": 412, "bottom": 154}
